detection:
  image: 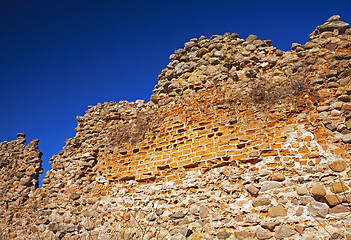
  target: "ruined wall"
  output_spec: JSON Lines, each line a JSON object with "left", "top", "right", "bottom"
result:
{"left": 1, "top": 15, "right": 351, "bottom": 240}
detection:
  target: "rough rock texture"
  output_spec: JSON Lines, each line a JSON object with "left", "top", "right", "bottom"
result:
{"left": 2, "top": 15, "right": 351, "bottom": 239}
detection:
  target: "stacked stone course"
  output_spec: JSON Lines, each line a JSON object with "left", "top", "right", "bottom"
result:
{"left": 2, "top": 15, "right": 351, "bottom": 239}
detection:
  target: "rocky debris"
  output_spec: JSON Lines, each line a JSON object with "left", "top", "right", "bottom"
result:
{"left": 310, "top": 15, "right": 350, "bottom": 39}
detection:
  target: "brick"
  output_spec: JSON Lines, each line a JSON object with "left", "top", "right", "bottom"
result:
{"left": 279, "top": 149, "right": 290, "bottom": 155}
{"left": 298, "top": 147, "right": 309, "bottom": 154}
{"left": 260, "top": 150, "right": 279, "bottom": 157}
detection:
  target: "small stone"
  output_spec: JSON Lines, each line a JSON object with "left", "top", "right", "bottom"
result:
{"left": 261, "top": 181, "right": 282, "bottom": 191}
{"left": 199, "top": 206, "right": 209, "bottom": 218}
{"left": 69, "top": 192, "right": 81, "bottom": 200}
{"left": 275, "top": 49, "right": 284, "bottom": 56}
{"left": 338, "top": 95, "right": 351, "bottom": 102}
{"left": 209, "top": 58, "right": 220, "bottom": 65}
{"left": 274, "top": 225, "right": 296, "bottom": 239}
{"left": 329, "top": 233, "right": 344, "bottom": 240}
{"left": 246, "top": 35, "right": 258, "bottom": 43}
{"left": 329, "top": 160, "right": 347, "bottom": 172}
{"left": 256, "top": 227, "right": 272, "bottom": 240}
{"left": 246, "top": 184, "right": 259, "bottom": 196}
{"left": 234, "top": 231, "right": 254, "bottom": 240}
{"left": 180, "top": 227, "right": 193, "bottom": 237}
{"left": 234, "top": 214, "right": 243, "bottom": 222}
{"left": 345, "top": 120, "right": 351, "bottom": 130}
{"left": 246, "top": 44, "right": 256, "bottom": 51}
{"left": 213, "top": 51, "right": 224, "bottom": 58}
{"left": 271, "top": 173, "right": 285, "bottom": 181}
{"left": 170, "top": 211, "right": 187, "bottom": 219}
{"left": 342, "top": 133, "right": 351, "bottom": 143}
{"left": 330, "top": 205, "right": 350, "bottom": 214}
{"left": 297, "top": 186, "right": 309, "bottom": 195}
{"left": 268, "top": 205, "right": 287, "bottom": 217}
{"left": 330, "top": 181, "right": 349, "bottom": 193}
{"left": 311, "top": 183, "right": 326, "bottom": 197}
{"left": 252, "top": 197, "right": 271, "bottom": 207}
{"left": 331, "top": 110, "right": 341, "bottom": 116}
{"left": 295, "top": 207, "right": 304, "bottom": 216}
{"left": 17, "top": 133, "right": 26, "bottom": 138}
{"left": 308, "top": 201, "right": 329, "bottom": 218}
{"left": 300, "top": 196, "right": 314, "bottom": 205}
{"left": 260, "top": 221, "right": 280, "bottom": 230}
{"left": 146, "top": 212, "right": 157, "bottom": 221}
{"left": 295, "top": 225, "right": 305, "bottom": 235}
{"left": 189, "top": 232, "right": 204, "bottom": 240}
{"left": 19, "top": 177, "right": 32, "bottom": 186}
{"left": 326, "top": 194, "right": 343, "bottom": 206}
{"left": 217, "top": 229, "right": 231, "bottom": 239}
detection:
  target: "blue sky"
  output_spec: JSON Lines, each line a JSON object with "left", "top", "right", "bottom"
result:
{"left": 1, "top": 0, "right": 350, "bottom": 185}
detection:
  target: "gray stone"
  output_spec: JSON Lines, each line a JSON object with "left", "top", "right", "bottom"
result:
{"left": 274, "top": 225, "right": 296, "bottom": 239}
{"left": 295, "top": 207, "right": 304, "bottom": 216}
{"left": 69, "top": 192, "right": 81, "bottom": 200}
{"left": 214, "top": 51, "right": 224, "bottom": 58}
{"left": 199, "top": 206, "right": 209, "bottom": 218}
{"left": 308, "top": 201, "right": 329, "bottom": 218}
{"left": 297, "top": 186, "right": 309, "bottom": 195}
{"left": 246, "top": 44, "right": 256, "bottom": 51}
{"left": 256, "top": 227, "right": 272, "bottom": 240}
{"left": 246, "top": 35, "right": 258, "bottom": 43}
{"left": 209, "top": 58, "right": 220, "bottom": 65}
{"left": 252, "top": 197, "right": 271, "bottom": 207}
{"left": 170, "top": 211, "right": 187, "bottom": 219}
{"left": 260, "top": 221, "right": 280, "bottom": 230}
{"left": 300, "top": 196, "right": 314, "bottom": 205}
{"left": 260, "top": 181, "right": 282, "bottom": 191}
{"left": 180, "top": 227, "right": 193, "bottom": 237}
{"left": 342, "top": 133, "right": 351, "bottom": 143}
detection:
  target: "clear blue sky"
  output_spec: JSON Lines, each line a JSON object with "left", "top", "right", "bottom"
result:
{"left": 1, "top": 0, "right": 350, "bottom": 185}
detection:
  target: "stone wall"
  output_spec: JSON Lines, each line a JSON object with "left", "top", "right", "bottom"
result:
{"left": 1, "top": 15, "right": 351, "bottom": 240}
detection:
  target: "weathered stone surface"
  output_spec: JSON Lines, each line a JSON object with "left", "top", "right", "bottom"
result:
{"left": 274, "top": 225, "right": 296, "bottom": 239}
{"left": 312, "top": 183, "right": 326, "bottom": 197}
{"left": 199, "top": 206, "right": 209, "bottom": 218}
{"left": 171, "top": 211, "right": 187, "bottom": 219}
{"left": 326, "top": 194, "right": 343, "bottom": 206}
{"left": 329, "top": 160, "right": 347, "bottom": 172}
{"left": 342, "top": 133, "right": 351, "bottom": 143}
{"left": 256, "top": 227, "right": 272, "bottom": 240}
{"left": 330, "top": 205, "right": 350, "bottom": 214}
{"left": 268, "top": 205, "right": 287, "bottom": 217}
{"left": 261, "top": 181, "right": 282, "bottom": 191}
{"left": 308, "top": 202, "right": 329, "bottom": 218}
{"left": 330, "top": 181, "right": 349, "bottom": 193}
{"left": 246, "top": 184, "right": 259, "bottom": 195}
{"left": 217, "top": 229, "right": 231, "bottom": 239}
{"left": 180, "top": 227, "right": 193, "bottom": 237}
{"left": 252, "top": 197, "right": 271, "bottom": 207}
